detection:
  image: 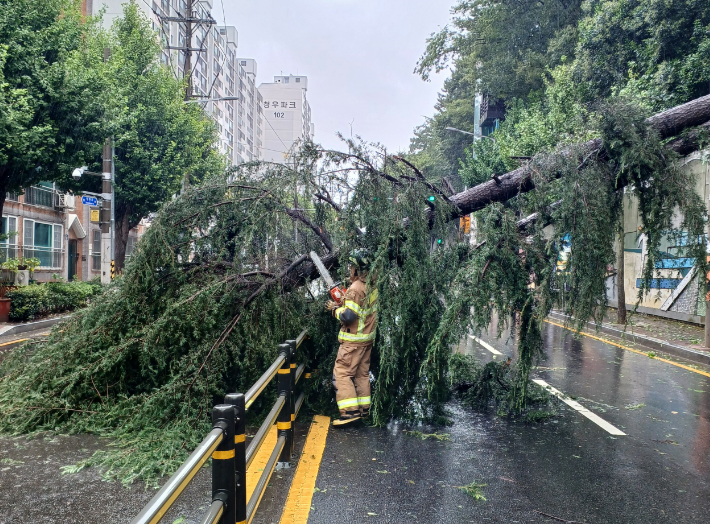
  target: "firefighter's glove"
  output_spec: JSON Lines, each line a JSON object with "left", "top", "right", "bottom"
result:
{"left": 325, "top": 300, "right": 338, "bottom": 314}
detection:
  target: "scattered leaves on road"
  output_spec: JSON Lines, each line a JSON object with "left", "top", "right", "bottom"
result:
{"left": 625, "top": 403, "right": 645, "bottom": 410}
{"left": 457, "top": 481, "right": 487, "bottom": 501}
{"left": 404, "top": 430, "right": 450, "bottom": 441}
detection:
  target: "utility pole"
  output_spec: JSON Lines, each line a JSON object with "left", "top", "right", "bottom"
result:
{"left": 101, "top": 137, "right": 113, "bottom": 285}
{"left": 101, "top": 47, "right": 113, "bottom": 285}
{"left": 155, "top": 0, "right": 214, "bottom": 101}
{"left": 184, "top": 0, "right": 193, "bottom": 101}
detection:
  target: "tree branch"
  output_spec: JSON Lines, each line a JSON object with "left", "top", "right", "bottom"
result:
{"left": 284, "top": 207, "right": 334, "bottom": 251}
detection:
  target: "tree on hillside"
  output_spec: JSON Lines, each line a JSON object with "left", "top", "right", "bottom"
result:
{"left": 573, "top": 0, "right": 710, "bottom": 110}
{"left": 416, "top": 0, "right": 584, "bottom": 100}
{"left": 410, "top": 0, "right": 585, "bottom": 181}
{"left": 0, "top": 0, "right": 106, "bottom": 220}
{"left": 100, "top": 2, "right": 224, "bottom": 270}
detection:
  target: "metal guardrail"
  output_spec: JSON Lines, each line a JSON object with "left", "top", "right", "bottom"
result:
{"left": 130, "top": 330, "right": 312, "bottom": 524}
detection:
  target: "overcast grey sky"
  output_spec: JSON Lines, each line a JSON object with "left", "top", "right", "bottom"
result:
{"left": 220, "top": 0, "right": 453, "bottom": 153}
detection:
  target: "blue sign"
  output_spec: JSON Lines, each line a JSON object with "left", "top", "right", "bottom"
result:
{"left": 82, "top": 196, "right": 98, "bottom": 206}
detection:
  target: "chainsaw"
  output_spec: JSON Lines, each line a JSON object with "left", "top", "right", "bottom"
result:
{"left": 310, "top": 251, "right": 346, "bottom": 305}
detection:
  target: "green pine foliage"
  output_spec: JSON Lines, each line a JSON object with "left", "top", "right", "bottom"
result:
{"left": 0, "top": 2, "right": 706, "bottom": 490}
{"left": 0, "top": 104, "right": 704, "bottom": 484}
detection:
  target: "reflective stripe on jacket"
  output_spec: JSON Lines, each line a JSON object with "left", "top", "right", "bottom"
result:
{"left": 334, "top": 279, "right": 378, "bottom": 345}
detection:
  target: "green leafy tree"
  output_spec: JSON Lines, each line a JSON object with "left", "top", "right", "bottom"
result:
{"left": 458, "top": 137, "right": 506, "bottom": 187}
{"left": 102, "top": 2, "right": 224, "bottom": 270}
{"left": 0, "top": 0, "right": 106, "bottom": 219}
{"left": 416, "top": 0, "right": 584, "bottom": 100}
{"left": 573, "top": 0, "right": 710, "bottom": 110}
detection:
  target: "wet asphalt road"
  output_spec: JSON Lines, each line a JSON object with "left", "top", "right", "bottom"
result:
{"left": 3, "top": 318, "right": 710, "bottom": 523}
{"left": 303, "top": 319, "right": 710, "bottom": 524}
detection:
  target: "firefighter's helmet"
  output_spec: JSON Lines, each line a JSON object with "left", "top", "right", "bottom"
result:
{"left": 348, "top": 249, "right": 372, "bottom": 272}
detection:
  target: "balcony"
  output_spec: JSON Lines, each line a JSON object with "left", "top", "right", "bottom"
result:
{"left": 0, "top": 245, "right": 18, "bottom": 262}
{"left": 23, "top": 186, "right": 55, "bottom": 208}
{"left": 23, "top": 247, "right": 64, "bottom": 269}
{"left": 22, "top": 186, "right": 69, "bottom": 210}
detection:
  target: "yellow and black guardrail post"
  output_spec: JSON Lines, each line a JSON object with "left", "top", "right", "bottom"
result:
{"left": 276, "top": 343, "right": 292, "bottom": 468}
{"left": 211, "top": 404, "right": 236, "bottom": 523}
{"left": 225, "top": 392, "right": 247, "bottom": 524}
{"left": 110, "top": 260, "right": 115, "bottom": 279}
{"left": 286, "top": 339, "right": 297, "bottom": 460}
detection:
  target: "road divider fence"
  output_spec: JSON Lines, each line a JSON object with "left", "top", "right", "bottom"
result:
{"left": 130, "top": 330, "right": 313, "bottom": 524}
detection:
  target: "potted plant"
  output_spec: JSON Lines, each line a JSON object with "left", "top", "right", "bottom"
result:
{"left": 1, "top": 257, "right": 19, "bottom": 280}
{"left": 0, "top": 281, "right": 15, "bottom": 322}
{"left": 24, "top": 257, "right": 41, "bottom": 283}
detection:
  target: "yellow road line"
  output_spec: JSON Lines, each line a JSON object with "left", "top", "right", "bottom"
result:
{"left": 279, "top": 415, "right": 331, "bottom": 524}
{"left": 544, "top": 319, "right": 710, "bottom": 379}
{"left": 0, "top": 338, "right": 29, "bottom": 347}
{"left": 246, "top": 425, "right": 278, "bottom": 502}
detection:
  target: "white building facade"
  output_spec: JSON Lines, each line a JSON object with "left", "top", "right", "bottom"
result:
{"left": 258, "top": 75, "right": 314, "bottom": 164}
{"left": 86, "top": 0, "right": 263, "bottom": 165}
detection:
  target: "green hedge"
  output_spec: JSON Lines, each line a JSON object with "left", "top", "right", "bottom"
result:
{"left": 6, "top": 280, "right": 103, "bottom": 321}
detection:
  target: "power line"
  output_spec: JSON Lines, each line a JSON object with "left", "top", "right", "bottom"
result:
{"left": 139, "top": 0, "right": 180, "bottom": 80}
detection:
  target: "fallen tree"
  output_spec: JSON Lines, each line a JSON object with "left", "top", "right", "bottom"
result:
{"left": 0, "top": 96, "right": 708, "bottom": 485}
{"left": 296, "top": 94, "right": 710, "bottom": 282}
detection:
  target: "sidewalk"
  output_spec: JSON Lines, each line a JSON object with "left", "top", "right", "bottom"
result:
{"left": 549, "top": 308, "right": 710, "bottom": 366}
{"left": 0, "top": 315, "right": 69, "bottom": 358}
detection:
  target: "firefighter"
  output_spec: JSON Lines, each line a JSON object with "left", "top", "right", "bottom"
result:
{"left": 325, "top": 249, "right": 378, "bottom": 427}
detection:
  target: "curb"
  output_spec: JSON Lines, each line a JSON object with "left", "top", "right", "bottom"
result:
{"left": 0, "top": 315, "right": 70, "bottom": 338}
{"left": 548, "top": 312, "right": 710, "bottom": 367}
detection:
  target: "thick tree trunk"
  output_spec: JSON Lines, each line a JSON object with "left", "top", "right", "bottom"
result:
{"left": 447, "top": 94, "right": 710, "bottom": 218}
{"left": 616, "top": 212, "right": 627, "bottom": 325}
{"left": 293, "top": 94, "right": 710, "bottom": 286}
{"left": 114, "top": 205, "right": 132, "bottom": 272}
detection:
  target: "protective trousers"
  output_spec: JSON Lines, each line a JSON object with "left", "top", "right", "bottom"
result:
{"left": 333, "top": 342, "right": 372, "bottom": 418}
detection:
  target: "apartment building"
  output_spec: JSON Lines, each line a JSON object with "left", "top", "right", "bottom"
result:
{"left": 258, "top": 75, "right": 315, "bottom": 164}
{"left": 86, "top": 0, "right": 264, "bottom": 165}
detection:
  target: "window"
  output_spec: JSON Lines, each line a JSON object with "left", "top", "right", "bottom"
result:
{"left": 23, "top": 219, "right": 63, "bottom": 268}
{"left": 91, "top": 230, "right": 101, "bottom": 271}
{"left": 1, "top": 216, "right": 18, "bottom": 261}
{"left": 126, "top": 236, "right": 138, "bottom": 259}
{"left": 296, "top": 77, "right": 301, "bottom": 83}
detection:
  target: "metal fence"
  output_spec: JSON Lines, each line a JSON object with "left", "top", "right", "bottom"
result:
{"left": 23, "top": 247, "right": 63, "bottom": 269}
{"left": 23, "top": 186, "right": 55, "bottom": 208}
{"left": 131, "top": 330, "right": 312, "bottom": 524}
{"left": 0, "top": 245, "right": 18, "bottom": 262}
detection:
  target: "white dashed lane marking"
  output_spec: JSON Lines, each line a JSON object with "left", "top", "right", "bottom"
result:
{"left": 532, "top": 379, "right": 626, "bottom": 436}
{"left": 469, "top": 335, "right": 503, "bottom": 356}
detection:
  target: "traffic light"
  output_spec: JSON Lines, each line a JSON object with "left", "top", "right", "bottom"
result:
{"left": 428, "top": 196, "right": 435, "bottom": 202}
{"left": 437, "top": 238, "right": 442, "bottom": 244}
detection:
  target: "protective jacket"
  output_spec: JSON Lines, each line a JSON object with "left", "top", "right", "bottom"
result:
{"left": 332, "top": 279, "right": 378, "bottom": 346}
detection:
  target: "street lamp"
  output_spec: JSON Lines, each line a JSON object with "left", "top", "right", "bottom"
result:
{"left": 445, "top": 126, "right": 496, "bottom": 143}
{"left": 72, "top": 137, "right": 114, "bottom": 284}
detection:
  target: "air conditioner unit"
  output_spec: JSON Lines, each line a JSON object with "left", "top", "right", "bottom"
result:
{"left": 55, "top": 191, "right": 66, "bottom": 209}
{"left": 13, "top": 270, "right": 30, "bottom": 287}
